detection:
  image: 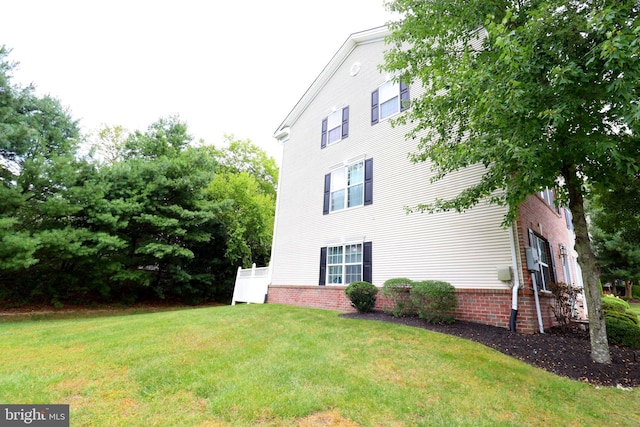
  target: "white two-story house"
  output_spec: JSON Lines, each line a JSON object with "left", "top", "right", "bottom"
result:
{"left": 267, "top": 26, "right": 582, "bottom": 333}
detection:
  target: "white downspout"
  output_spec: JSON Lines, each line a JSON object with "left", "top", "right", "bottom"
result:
{"left": 531, "top": 273, "right": 545, "bottom": 333}
{"left": 509, "top": 224, "right": 521, "bottom": 332}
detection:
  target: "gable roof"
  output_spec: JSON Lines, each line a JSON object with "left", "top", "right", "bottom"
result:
{"left": 273, "top": 25, "right": 390, "bottom": 142}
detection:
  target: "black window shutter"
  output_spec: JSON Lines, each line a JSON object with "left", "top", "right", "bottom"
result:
{"left": 341, "top": 106, "right": 349, "bottom": 139}
{"left": 319, "top": 247, "right": 327, "bottom": 286}
{"left": 546, "top": 242, "right": 556, "bottom": 283}
{"left": 363, "top": 242, "right": 372, "bottom": 283}
{"left": 323, "top": 173, "right": 331, "bottom": 215}
{"left": 364, "top": 158, "right": 373, "bottom": 205}
{"left": 321, "top": 118, "right": 328, "bottom": 149}
{"left": 371, "top": 89, "right": 379, "bottom": 125}
{"left": 400, "top": 81, "right": 410, "bottom": 111}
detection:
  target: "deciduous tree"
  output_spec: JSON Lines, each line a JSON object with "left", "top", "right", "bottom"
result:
{"left": 384, "top": 0, "right": 640, "bottom": 363}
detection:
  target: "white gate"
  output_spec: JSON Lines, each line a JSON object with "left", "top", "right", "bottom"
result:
{"left": 231, "top": 264, "right": 271, "bottom": 305}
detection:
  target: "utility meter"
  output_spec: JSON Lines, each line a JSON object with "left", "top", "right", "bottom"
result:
{"left": 525, "top": 247, "right": 540, "bottom": 272}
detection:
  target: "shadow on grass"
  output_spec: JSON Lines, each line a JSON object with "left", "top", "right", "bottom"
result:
{"left": 0, "top": 302, "right": 224, "bottom": 323}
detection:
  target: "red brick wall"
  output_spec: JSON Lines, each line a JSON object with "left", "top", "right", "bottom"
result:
{"left": 268, "top": 284, "right": 558, "bottom": 333}
{"left": 516, "top": 194, "right": 572, "bottom": 287}
{"left": 267, "top": 285, "right": 397, "bottom": 312}
{"left": 267, "top": 197, "right": 570, "bottom": 333}
{"left": 267, "top": 285, "right": 354, "bottom": 311}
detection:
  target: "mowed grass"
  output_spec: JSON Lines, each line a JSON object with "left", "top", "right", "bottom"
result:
{"left": 0, "top": 304, "right": 638, "bottom": 426}
{"left": 629, "top": 302, "right": 640, "bottom": 316}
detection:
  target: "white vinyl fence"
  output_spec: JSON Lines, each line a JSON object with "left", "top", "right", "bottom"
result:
{"left": 231, "top": 264, "right": 271, "bottom": 305}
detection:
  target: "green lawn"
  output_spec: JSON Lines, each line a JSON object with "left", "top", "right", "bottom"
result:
{"left": 629, "top": 302, "right": 640, "bottom": 316}
{"left": 0, "top": 304, "right": 638, "bottom": 426}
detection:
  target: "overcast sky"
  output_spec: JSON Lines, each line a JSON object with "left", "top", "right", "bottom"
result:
{"left": 1, "top": 0, "right": 395, "bottom": 162}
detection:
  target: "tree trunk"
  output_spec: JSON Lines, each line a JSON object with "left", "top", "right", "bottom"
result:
{"left": 625, "top": 281, "right": 633, "bottom": 299}
{"left": 564, "top": 165, "right": 611, "bottom": 364}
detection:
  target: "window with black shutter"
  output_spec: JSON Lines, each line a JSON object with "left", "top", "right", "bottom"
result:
{"left": 323, "top": 158, "right": 373, "bottom": 213}
{"left": 371, "top": 80, "right": 409, "bottom": 124}
{"left": 323, "top": 173, "right": 331, "bottom": 215}
{"left": 371, "top": 89, "right": 379, "bottom": 125}
{"left": 321, "top": 118, "right": 328, "bottom": 149}
{"left": 363, "top": 242, "right": 372, "bottom": 283}
{"left": 319, "top": 247, "right": 327, "bottom": 286}
{"left": 364, "top": 158, "right": 373, "bottom": 205}
{"left": 320, "top": 242, "right": 372, "bottom": 286}
{"left": 321, "top": 106, "right": 349, "bottom": 148}
{"left": 528, "top": 230, "right": 556, "bottom": 291}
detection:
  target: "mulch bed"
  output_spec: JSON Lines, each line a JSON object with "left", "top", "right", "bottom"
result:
{"left": 340, "top": 310, "right": 640, "bottom": 388}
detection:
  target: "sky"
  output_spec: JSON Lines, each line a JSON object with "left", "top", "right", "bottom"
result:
{"left": 1, "top": 0, "right": 395, "bottom": 163}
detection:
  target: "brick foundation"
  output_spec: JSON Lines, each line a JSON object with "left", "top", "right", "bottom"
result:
{"left": 268, "top": 284, "right": 557, "bottom": 333}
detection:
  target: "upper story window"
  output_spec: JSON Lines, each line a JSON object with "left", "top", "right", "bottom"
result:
{"left": 539, "top": 187, "right": 562, "bottom": 215}
{"left": 371, "top": 80, "right": 409, "bottom": 125}
{"left": 539, "top": 188, "right": 555, "bottom": 208}
{"left": 331, "top": 161, "right": 363, "bottom": 212}
{"left": 323, "top": 158, "right": 373, "bottom": 214}
{"left": 321, "top": 106, "right": 349, "bottom": 149}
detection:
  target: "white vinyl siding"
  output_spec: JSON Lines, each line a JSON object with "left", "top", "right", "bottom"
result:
{"left": 270, "top": 31, "right": 513, "bottom": 290}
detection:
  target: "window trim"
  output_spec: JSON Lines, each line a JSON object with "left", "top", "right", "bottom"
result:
{"left": 323, "top": 158, "right": 373, "bottom": 214}
{"left": 319, "top": 241, "right": 372, "bottom": 286}
{"left": 371, "top": 80, "right": 409, "bottom": 125}
{"left": 528, "top": 230, "right": 556, "bottom": 292}
{"left": 328, "top": 161, "right": 364, "bottom": 213}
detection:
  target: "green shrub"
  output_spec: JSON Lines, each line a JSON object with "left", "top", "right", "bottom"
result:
{"left": 633, "top": 285, "right": 640, "bottom": 300}
{"left": 345, "top": 281, "right": 378, "bottom": 313}
{"left": 381, "top": 278, "right": 415, "bottom": 317}
{"left": 410, "top": 280, "right": 457, "bottom": 324}
{"left": 605, "top": 312, "right": 640, "bottom": 348}
{"left": 602, "top": 295, "right": 631, "bottom": 313}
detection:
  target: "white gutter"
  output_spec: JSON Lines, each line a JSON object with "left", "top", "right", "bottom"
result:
{"left": 532, "top": 274, "right": 545, "bottom": 334}
{"left": 508, "top": 224, "right": 521, "bottom": 331}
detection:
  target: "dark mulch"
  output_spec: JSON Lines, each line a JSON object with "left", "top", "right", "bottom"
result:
{"left": 340, "top": 310, "right": 640, "bottom": 388}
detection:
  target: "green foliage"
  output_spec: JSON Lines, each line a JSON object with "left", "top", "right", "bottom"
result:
{"left": 345, "top": 281, "right": 378, "bottom": 313}
{"left": 381, "top": 277, "right": 415, "bottom": 317}
{"left": 0, "top": 47, "right": 279, "bottom": 307}
{"left": 605, "top": 312, "right": 640, "bottom": 348}
{"left": 213, "top": 135, "right": 279, "bottom": 197}
{"left": 382, "top": 0, "right": 640, "bottom": 363}
{"left": 410, "top": 280, "right": 457, "bottom": 324}
{"left": 384, "top": 1, "right": 640, "bottom": 222}
{"left": 87, "top": 124, "right": 129, "bottom": 165}
{"left": 603, "top": 295, "right": 639, "bottom": 348}
{"left": 633, "top": 286, "right": 640, "bottom": 300}
{"left": 205, "top": 170, "right": 274, "bottom": 268}
{"left": 602, "top": 295, "right": 631, "bottom": 314}
{"left": 123, "top": 115, "right": 191, "bottom": 160}
{"left": 590, "top": 178, "right": 640, "bottom": 287}
{"left": 93, "top": 132, "right": 227, "bottom": 304}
